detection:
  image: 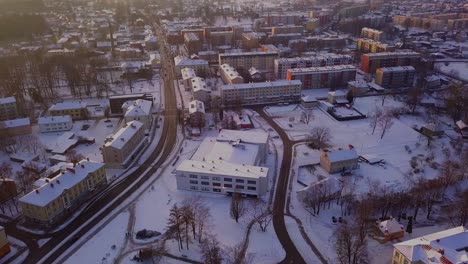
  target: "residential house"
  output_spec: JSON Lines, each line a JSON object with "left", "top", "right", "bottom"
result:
{"left": 188, "top": 100, "right": 205, "bottom": 129}
{"left": 122, "top": 99, "right": 153, "bottom": 130}
{"left": 320, "top": 149, "right": 359, "bottom": 174}
{"left": 327, "top": 90, "right": 349, "bottom": 104}
{"left": 38, "top": 115, "right": 73, "bottom": 133}
{"left": 377, "top": 218, "right": 404, "bottom": 242}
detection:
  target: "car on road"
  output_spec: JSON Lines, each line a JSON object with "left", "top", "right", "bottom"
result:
{"left": 81, "top": 124, "right": 90, "bottom": 130}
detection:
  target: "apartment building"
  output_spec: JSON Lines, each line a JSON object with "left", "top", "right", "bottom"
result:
{"left": 188, "top": 100, "right": 205, "bottom": 128}
{"left": 274, "top": 54, "right": 353, "bottom": 79}
{"left": 392, "top": 226, "right": 468, "bottom": 264}
{"left": 0, "top": 97, "right": 18, "bottom": 121}
{"left": 0, "top": 118, "right": 32, "bottom": 137}
{"left": 19, "top": 160, "right": 106, "bottom": 226}
{"left": 271, "top": 25, "right": 304, "bottom": 35}
{"left": 220, "top": 64, "right": 244, "bottom": 84}
{"left": 181, "top": 67, "right": 197, "bottom": 89}
{"left": 122, "top": 99, "right": 153, "bottom": 130}
{"left": 109, "top": 93, "right": 153, "bottom": 115}
{"left": 0, "top": 226, "right": 9, "bottom": 258}
{"left": 361, "top": 27, "right": 383, "bottom": 41}
{"left": 220, "top": 80, "right": 302, "bottom": 106}
{"left": 48, "top": 102, "right": 88, "bottom": 120}
{"left": 38, "top": 115, "right": 73, "bottom": 133}
{"left": 219, "top": 51, "right": 279, "bottom": 77}
{"left": 320, "top": 149, "right": 359, "bottom": 174}
{"left": 286, "top": 65, "right": 356, "bottom": 90}
{"left": 184, "top": 32, "right": 202, "bottom": 55}
{"left": 174, "top": 56, "right": 209, "bottom": 77}
{"left": 210, "top": 31, "right": 234, "bottom": 46}
{"left": 375, "top": 66, "right": 415, "bottom": 89}
{"left": 356, "top": 38, "right": 394, "bottom": 53}
{"left": 175, "top": 130, "right": 269, "bottom": 197}
{"left": 361, "top": 51, "right": 421, "bottom": 74}
{"left": 241, "top": 32, "right": 261, "bottom": 50}
{"left": 190, "top": 77, "right": 211, "bottom": 104}
{"left": 102, "top": 121, "right": 146, "bottom": 168}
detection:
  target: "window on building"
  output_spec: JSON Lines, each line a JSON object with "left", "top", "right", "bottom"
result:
{"left": 201, "top": 181, "right": 209, "bottom": 185}
{"left": 201, "top": 187, "right": 210, "bottom": 191}
{"left": 189, "top": 174, "right": 198, "bottom": 179}
{"left": 235, "top": 179, "right": 244, "bottom": 183}
{"left": 189, "top": 180, "right": 198, "bottom": 184}
{"left": 235, "top": 185, "right": 244, "bottom": 189}
{"left": 190, "top": 186, "right": 198, "bottom": 190}
{"left": 213, "top": 188, "right": 221, "bottom": 192}
{"left": 224, "top": 178, "right": 232, "bottom": 182}
{"left": 212, "top": 177, "right": 221, "bottom": 181}
{"left": 247, "top": 180, "right": 256, "bottom": 185}
{"left": 201, "top": 176, "right": 209, "bottom": 180}
{"left": 247, "top": 186, "right": 256, "bottom": 190}
{"left": 213, "top": 182, "right": 221, "bottom": 187}
{"left": 224, "top": 184, "right": 232, "bottom": 188}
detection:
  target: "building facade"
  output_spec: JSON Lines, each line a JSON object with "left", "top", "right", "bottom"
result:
{"left": 361, "top": 27, "right": 383, "bottom": 41}
{"left": 356, "top": 38, "right": 394, "bottom": 53}
{"left": 122, "top": 99, "right": 153, "bottom": 130}
{"left": 219, "top": 51, "right": 279, "bottom": 77}
{"left": 375, "top": 66, "right": 415, "bottom": 89}
{"left": 19, "top": 160, "right": 106, "bottom": 226}
{"left": 0, "top": 97, "right": 18, "bottom": 121}
{"left": 320, "top": 149, "right": 359, "bottom": 174}
{"left": 38, "top": 115, "right": 73, "bottom": 133}
{"left": 220, "top": 64, "right": 244, "bottom": 84}
{"left": 274, "top": 54, "right": 353, "bottom": 79}
{"left": 48, "top": 102, "right": 88, "bottom": 120}
{"left": 220, "top": 80, "right": 302, "bottom": 106}
{"left": 102, "top": 121, "right": 146, "bottom": 168}
{"left": 361, "top": 51, "right": 421, "bottom": 74}
{"left": 286, "top": 65, "right": 356, "bottom": 90}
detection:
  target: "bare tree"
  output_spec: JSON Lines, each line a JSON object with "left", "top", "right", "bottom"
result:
{"left": 447, "top": 189, "right": 468, "bottom": 227}
{"left": 248, "top": 199, "right": 273, "bottom": 232}
{"left": 166, "top": 204, "right": 184, "bottom": 250}
{"left": 21, "top": 135, "right": 44, "bottom": 155}
{"left": 378, "top": 109, "right": 395, "bottom": 139}
{"left": 405, "top": 87, "right": 423, "bottom": 113}
{"left": 308, "top": 126, "right": 332, "bottom": 149}
{"left": 66, "top": 150, "right": 85, "bottom": 165}
{"left": 335, "top": 223, "right": 369, "bottom": 264}
{"left": 201, "top": 234, "right": 223, "bottom": 264}
{"left": 224, "top": 241, "right": 254, "bottom": 264}
{"left": 301, "top": 109, "right": 315, "bottom": 125}
{"left": 230, "top": 192, "right": 245, "bottom": 223}
{"left": 368, "top": 106, "right": 383, "bottom": 135}
{"left": 139, "top": 241, "right": 167, "bottom": 263}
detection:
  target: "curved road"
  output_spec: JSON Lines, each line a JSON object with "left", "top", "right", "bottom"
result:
{"left": 2, "top": 20, "right": 179, "bottom": 264}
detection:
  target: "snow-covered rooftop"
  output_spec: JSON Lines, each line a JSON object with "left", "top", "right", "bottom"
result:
{"left": 217, "top": 129, "right": 268, "bottom": 145}
{"left": 19, "top": 160, "right": 104, "bottom": 207}
{"left": 188, "top": 100, "right": 205, "bottom": 114}
{"left": 192, "top": 138, "right": 260, "bottom": 166}
{"left": 174, "top": 56, "right": 208, "bottom": 66}
{"left": 122, "top": 99, "right": 152, "bottom": 118}
{"left": 177, "top": 159, "right": 268, "bottom": 179}
{"left": 38, "top": 115, "right": 72, "bottom": 125}
{"left": 104, "top": 121, "right": 143, "bottom": 149}
{"left": 394, "top": 226, "right": 468, "bottom": 263}
{"left": 49, "top": 102, "right": 87, "bottom": 111}
{"left": 323, "top": 149, "right": 358, "bottom": 163}
{"left": 1, "top": 118, "right": 30, "bottom": 128}
{"left": 221, "top": 80, "right": 301, "bottom": 90}
{"left": 0, "top": 96, "right": 16, "bottom": 104}
{"left": 378, "top": 218, "right": 404, "bottom": 235}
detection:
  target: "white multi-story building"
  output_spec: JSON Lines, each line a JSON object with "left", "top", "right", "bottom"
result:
{"left": 38, "top": 115, "right": 73, "bottom": 133}
{"left": 122, "top": 99, "right": 153, "bottom": 130}
{"left": 274, "top": 54, "right": 353, "bottom": 79}
{"left": 220, "top": 64, "right": 244, "bottom": 84}
{"left": 0, "top": 97, "right": 18, "bottom": 121}
{"left": 102, "top": 121, "right": 146, "bottom": 168}
{"left": 286, "top": 65, "right": 356, "bottom": 90}
{"left": 175, "top": 130, "right": 269, "bottom": 197}
{"left": 181, "top": 67, "right": 197, "bottom": 89}
{"left": 220, "top": 80, "right": 302, "bottom": 106}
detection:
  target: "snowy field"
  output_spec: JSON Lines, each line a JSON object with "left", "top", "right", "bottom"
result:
{"left": 435, "top": 62, "right": 468, "bottom": 81}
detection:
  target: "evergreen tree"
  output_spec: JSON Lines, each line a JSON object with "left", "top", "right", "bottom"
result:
{"left": 406, "top": 216, "right": 413, "bottom": 235}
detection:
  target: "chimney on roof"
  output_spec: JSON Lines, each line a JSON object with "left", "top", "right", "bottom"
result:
{"left": 35, "top": 189, "right": 39, "bottom": 194}
{"left": 57, "top": 179, "right": 60, "bottom": 184}
{"left": 81, "top": 164, "right": 85, "bottom": 168}
{"left": 121, "top": 138, "right": 125, "bottom": 142}
{"left": 50, "top": 183, "right": 54, "bottom": 188}
{"left": 87, "top": 157, "right": 90, "bottom": 161}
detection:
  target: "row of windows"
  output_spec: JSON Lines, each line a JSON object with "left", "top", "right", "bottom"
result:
{"left": 190, "top": 186, "right": 222, "bottom": 192}
{"left": 190, "top": 181, "right": 257, "bottom": 191}
{"left": 189, "top": 175, "right": 257, "bottom": 185}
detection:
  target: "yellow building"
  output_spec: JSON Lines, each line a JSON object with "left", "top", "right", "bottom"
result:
{"left": 320, "top": 149, "right": 358, "bottom": 174}
{"left": 0, "top": 225, "right": 10, "bottom": 258}
{"left": 19, "top": 160, "right": 106, "bottom": 226}
{"left": 48, "top": 102, "right": 88, "bottom": 120}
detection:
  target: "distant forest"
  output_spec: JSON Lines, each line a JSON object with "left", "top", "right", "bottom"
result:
{"left": 0, "top": 14, "right": 48, "bottom": 41}
{"left": 0, "top": 0, "right": 45, "bottom": 13}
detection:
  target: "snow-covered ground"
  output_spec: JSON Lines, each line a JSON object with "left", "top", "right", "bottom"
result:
{"left": 65, "top": 211, "right": 130, "bottom": 264}
{"left": 435, "top": 62, "right": 468, "bottom": 81}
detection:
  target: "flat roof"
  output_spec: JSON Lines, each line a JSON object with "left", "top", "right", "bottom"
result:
{"left": 221, "top": 80, "right": 302, "bottom": 90}
{"left": 192, "top": 138, "right": 260, "bottom": 166}
{"left": 217, "top": 129, "right": 268, "bottom": 145}
{"left": 1, "top": 118, "right": 30, "bottom": 128}
{"left": 177, "top": 159, "right": 268, "bottom": 179}
{"left": 288, "top": 65, "right": 356, "bottom": 74}
{"left": 38, "top": 115, "right": 72, "bottom": 125}
{"left": 49, "top": 102, "right": 87, "bottom": 111}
